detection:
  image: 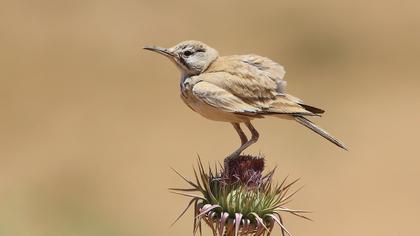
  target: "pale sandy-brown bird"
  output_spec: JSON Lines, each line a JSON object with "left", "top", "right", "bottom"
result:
{"left": 144, "top": 40, "right": 347, "bottom": 156}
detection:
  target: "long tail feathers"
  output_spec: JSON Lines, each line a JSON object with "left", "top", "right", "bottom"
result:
{"left": 294, "top": 116, "right": 348, "bottom": 150}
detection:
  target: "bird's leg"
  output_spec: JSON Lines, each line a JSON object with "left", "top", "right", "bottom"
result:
{"left": 225, "top": 123, "right": 249, "bottom": 174}
{"left": 227, "top": 121, "right": 260, "bottom": 159}
{"left": 244, "top": 121, "right": 260, "bottom": 149}
{"left": 226, "top": 123, "right": 248, "bottom": 164}
{"left": 232, "top": 122, "right": 248, "bottom": 146}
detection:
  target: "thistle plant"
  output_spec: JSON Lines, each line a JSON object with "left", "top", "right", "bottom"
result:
{"left": 170, "top": 155, "right": 310, "bottom": 236}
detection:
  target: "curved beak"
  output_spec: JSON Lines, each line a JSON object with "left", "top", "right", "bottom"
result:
{"left": 143, "top": 45, "right": 175, "bottom": 58}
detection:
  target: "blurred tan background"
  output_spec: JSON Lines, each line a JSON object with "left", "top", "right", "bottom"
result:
{"left": 1, "top": 0, "right": 419, "bottom": 235}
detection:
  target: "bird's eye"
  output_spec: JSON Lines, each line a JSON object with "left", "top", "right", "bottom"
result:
{"left": 183, "top": 50, "right": 193, "bottom": 56}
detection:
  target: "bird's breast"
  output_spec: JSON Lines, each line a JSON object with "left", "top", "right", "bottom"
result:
{"left": 180, "top": 76, "right": 193, "bottom": 98}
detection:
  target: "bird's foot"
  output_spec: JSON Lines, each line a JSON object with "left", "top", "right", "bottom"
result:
{"left": 225, "top": 151, "right": 241, "bottom": 162}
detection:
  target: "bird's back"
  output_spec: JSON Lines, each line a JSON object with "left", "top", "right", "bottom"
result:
{"left": 193, "top": 54, "right": 323, "bottom": 116}
{"left": 205, "top": 54, "right": 287, "bottom": 95}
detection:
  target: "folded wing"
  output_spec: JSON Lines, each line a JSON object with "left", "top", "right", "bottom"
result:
{"left": 191, "top": 71, "right": 316, "bottom": 116}
{"left": 206, "top": 54, "right": 287, "bottom": 94}
{"left": 191, "top": 80, "right": 261, "bottom": 116}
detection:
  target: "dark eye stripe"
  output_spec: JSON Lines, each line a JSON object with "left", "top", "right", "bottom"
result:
{"left": 179, "top": 56, "right": 190, "bottom": 70}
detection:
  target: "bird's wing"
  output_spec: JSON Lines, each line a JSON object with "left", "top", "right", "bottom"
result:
{"left": 191, "top": 72, "right": 314, "bottom": 116}
{"left": 191, "top": 80, "right": 261, "bottom": 115}
{"left": 268, "top": 96, "right": 316, "bottom": 115}
{"left": 206, "top": 55, "right": 287, "bottom": 94}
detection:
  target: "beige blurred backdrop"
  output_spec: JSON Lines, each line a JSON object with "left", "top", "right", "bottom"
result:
{"left": 1, "top": 0, "right": 419, "bottom": 235}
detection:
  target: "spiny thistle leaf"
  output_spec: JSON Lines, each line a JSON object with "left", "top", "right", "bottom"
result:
{"left": 171, "top": 197, "right": 199, "bottom": 226}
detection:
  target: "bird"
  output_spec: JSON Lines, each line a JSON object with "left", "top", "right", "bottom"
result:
{"left": 144, "top": 40, "right": 347, "bottom": 157}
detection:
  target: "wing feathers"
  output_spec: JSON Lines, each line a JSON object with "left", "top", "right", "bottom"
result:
{"left": 266, "top": 96, "right": 315, "bottom": 115}
{"left": 299, "top": 104, "right": 325, "bottom": 114}
{"left": 192, "top": 81, "right": 260, "bottom": 114}
{"left": 190, "top": 55, "right": 323, "bottom": 117}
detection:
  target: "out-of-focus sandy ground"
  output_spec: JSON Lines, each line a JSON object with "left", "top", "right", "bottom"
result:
{"left": 0, "top": 0, "right": 419, "bottom": 235}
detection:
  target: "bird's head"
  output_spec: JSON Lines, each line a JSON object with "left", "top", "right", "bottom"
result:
{"left": 144, "top": 40, "right": 219, "bottom": 76}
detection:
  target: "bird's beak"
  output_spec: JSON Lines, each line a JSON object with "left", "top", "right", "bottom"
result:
{"left": 143, "top": 45, "right": 175, "bottom": 58}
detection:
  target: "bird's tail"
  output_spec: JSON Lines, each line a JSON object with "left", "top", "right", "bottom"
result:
{"left": 294, "top": 115, "right": 348, "bottom": 150}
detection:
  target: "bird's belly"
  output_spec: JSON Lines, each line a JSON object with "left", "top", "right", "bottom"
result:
{"left": 180, "top": 94, "right": 251, "bottom": 123}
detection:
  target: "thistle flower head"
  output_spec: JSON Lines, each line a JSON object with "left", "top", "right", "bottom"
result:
{"left": 170, "top": 156, "right": 310, "bottom": 236}
{"left": 224, "top": 155, "right": 265, "bottom": 188}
